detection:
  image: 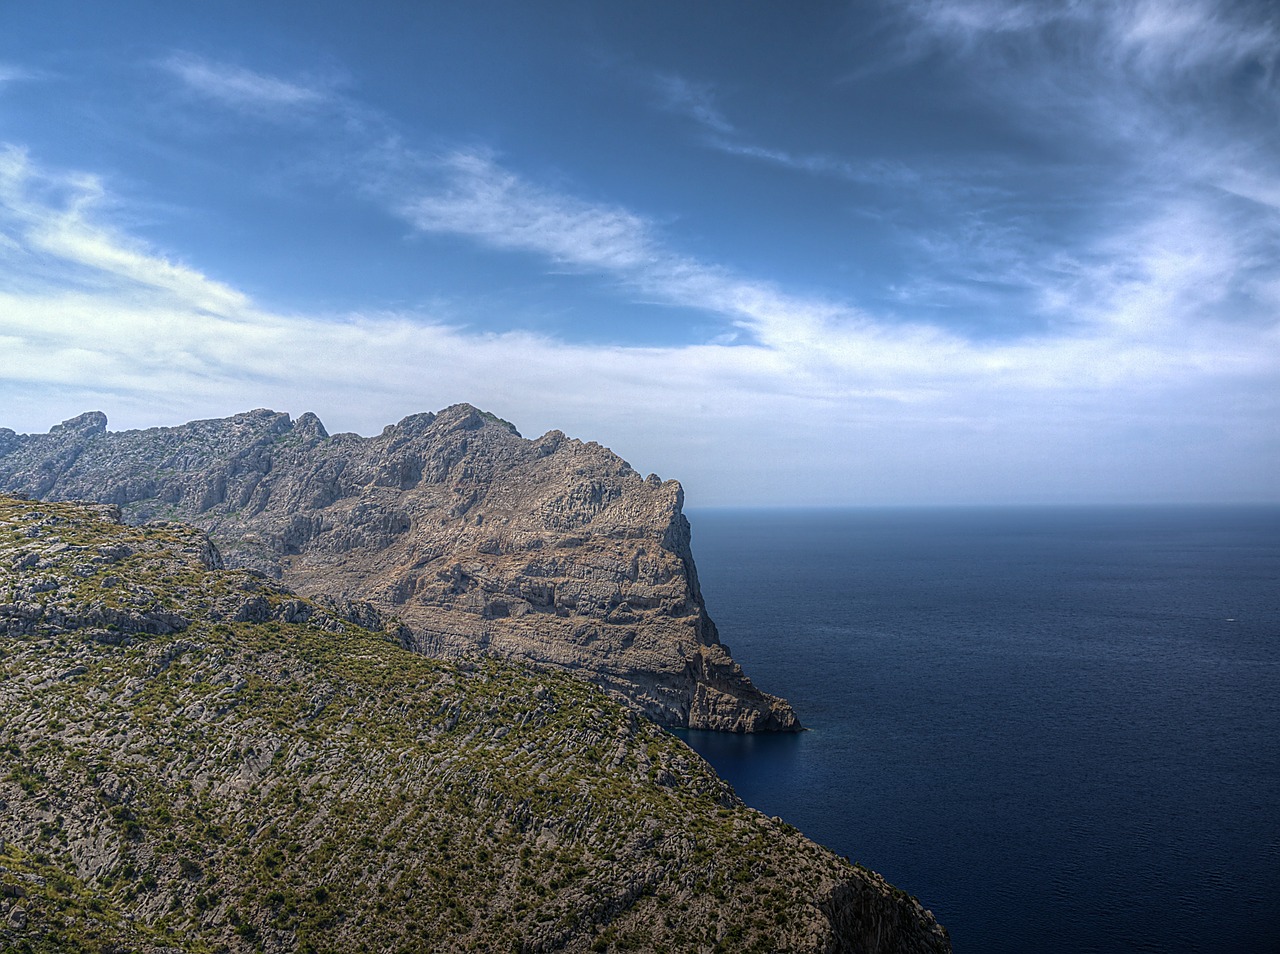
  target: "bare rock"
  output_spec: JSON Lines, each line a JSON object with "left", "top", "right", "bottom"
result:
{"left": 1, "top": 406, "right": 800, "bottom": 731}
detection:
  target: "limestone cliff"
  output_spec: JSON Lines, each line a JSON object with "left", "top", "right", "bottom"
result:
{"left": 0, "top": 495, "right": 950, "bottom": 953}
{"left": 0, "top": 406, "right": 798, "bottom": 732}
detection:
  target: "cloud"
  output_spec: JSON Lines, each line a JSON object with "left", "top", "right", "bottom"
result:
{"left": 905, "top": 0, "right": 1279, "bottom": 61}
{"left": 647, "top": 69, "right": 919, "bottom": 191}
{"left": 0, "top": 145, "right": 248, "bottom": 313}
{"left": 901, "top": 0, "right": 1279, "bottom": 125}
{"left": 896, "top": 0, "right": 1280, "bottom": 176}
{"left": 401, "top": 151, "right": 667, "bottom": 274}
{"left": 161, "top": 54, "right": 329, "bottom": 111}
{"left": 0, "top": 146, "right": 772, "bottom": 410}
{"left": 1104, "top": 0, "right": 1276, "bottom": 77}
{"left": 391, "top": 145, "right": 1280, "bottom": 397}
{"left": 0, "top": 64, "right": 39, "bottom": 86}
{"left": 858, "top": 1, "right": 1280, "bottom": 321}
{"left": 5, "top": 141, "right": 1273, "bottom": 414}
{"left": 2, "top": 35, "right": 1278, "bottom": 503}
{"left": 707, "top": 137, "right": 924, "bottom": 192}
{"left": 395, "top": 148, "right": 918, "bottom": 363}
{"left": 650, "top": 73, "right": 735, "bottom": 135}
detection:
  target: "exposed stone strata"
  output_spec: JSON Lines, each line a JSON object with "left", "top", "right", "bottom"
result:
{"left": 0, "top": 405, "right": 799, "bottom": 732}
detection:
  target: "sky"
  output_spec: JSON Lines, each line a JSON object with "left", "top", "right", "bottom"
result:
{"left": 1, "top": 0, "right": 1277, "bottom": 505}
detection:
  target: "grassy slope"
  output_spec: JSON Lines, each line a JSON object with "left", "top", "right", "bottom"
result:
{"left": 0, "top": 496, "right": 947, "bottom": 954}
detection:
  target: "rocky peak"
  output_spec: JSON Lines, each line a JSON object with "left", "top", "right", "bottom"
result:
{"left": 387, "top": 409, "right": 437, "bottom": 435}
{"left": 293, "top": 411, "right": 329, "bottom": 440}
{"left": 49, "top": 411, "right": 108, "bottom": 436}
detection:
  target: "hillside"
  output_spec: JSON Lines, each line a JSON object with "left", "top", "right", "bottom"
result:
{"left": 0, "top": 494, "right": 950, "bottom": 953}
{"left": 0, "top": 407, "right": 797, "bottom": 733}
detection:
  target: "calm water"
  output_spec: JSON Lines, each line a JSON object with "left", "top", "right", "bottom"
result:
{"left": 678, "top": 507, "right": 1280, "bottom": 954}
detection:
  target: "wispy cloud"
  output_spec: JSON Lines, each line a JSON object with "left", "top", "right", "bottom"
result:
{"left": 642, "top": 68, "right": 1070, "bottom": 340}
{"left": 65, "top": 47, "right": 1280, "bottom": 395}
{"left": 0, "top": 64, "right": 38, "bottom": 86}
{"left": 707, "top": 137, "right": 921, "bottom": 190}
{"left": 650, "top": 73, "right": 735, "bottom": 136}
{"left": 852, "top": 0, "right": 1280, "bottom": 327}
{"left": 902, "top": 0, "right": 1279, "bottom": 140}
{"left": 402, "top": 151, "right": 667, "bottom": 274}
{"left": 396, "top": 148, "right": 897, "bottom": 359}
{"left": 392, "top": 145, "right": 1280, "bottom": 394}
{"left": 8, "top": 132, "right": 1268, "bottom": 410}
{"left": 36, "top": 47, "right": 1280, "bottom": 377}
{"left": 905, "top": 0, "right": 1279, "bottom": 59}
{"left": 0, "top": 145, "right": 248, "bottom": 313}
{"left": 1113, "top": 0, "right": 1279, "bottom": 74}
{"left": 161, "top": 54, "right": 330, "bottom": 111}
{"left": 648, "top": 69, "right": 914, "bottom": 189}
{"left": 3, "top": 35, "right": 1278, "bottom": 503}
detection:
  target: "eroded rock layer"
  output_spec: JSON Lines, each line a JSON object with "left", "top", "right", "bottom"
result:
{"left": 0, "top": 406, "right": 798, "bottom": 732}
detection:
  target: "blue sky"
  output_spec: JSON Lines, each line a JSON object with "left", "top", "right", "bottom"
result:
{"left": 1, "top": 1, "right": 1277, "bottom": 504}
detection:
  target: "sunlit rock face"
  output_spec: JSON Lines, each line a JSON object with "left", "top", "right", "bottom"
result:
{"left": 0, "top": 404, "right": 799, "bottom": 732}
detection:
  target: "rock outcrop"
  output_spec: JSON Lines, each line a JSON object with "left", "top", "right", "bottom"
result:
{"left": 0, "top": 407, "right": 798, "bottom": 732}
{"left": 0, "top": 495, "right": 951, "bottom": 953}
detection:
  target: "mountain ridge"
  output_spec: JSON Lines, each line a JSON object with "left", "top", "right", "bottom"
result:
{"left": 0, "top": 406, "right": 798, "bottom": 733}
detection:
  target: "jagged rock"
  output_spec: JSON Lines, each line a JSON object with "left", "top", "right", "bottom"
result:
{"left": 0, "top": 406, "right": 799, "bottom": 732}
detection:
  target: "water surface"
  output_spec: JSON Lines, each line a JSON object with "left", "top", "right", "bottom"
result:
{"left": 679, "top": 506, "right": 1280, "bottom": 953}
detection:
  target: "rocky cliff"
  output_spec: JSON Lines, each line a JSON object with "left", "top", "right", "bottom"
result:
{"left": 0, "top": 407, "right": 797, "bottom": 732}
{"left": 0, "top": 495, "right": 950, "bottom": 953}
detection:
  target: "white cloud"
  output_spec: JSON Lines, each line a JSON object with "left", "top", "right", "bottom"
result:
{"left": 898, "top": 0, "right": 1280, "bottom": 167}
{"left": 705, "top": 137, "right": 923, "bottom": 190}
{"left": 162, "top": 54, "right": 329, "bottom": 111}
{"left": 0, "top": 146, "right": 248, "bottom": 313}
{"left": 905, "top": 0, "right": 1280, "bottom": 68}
{"left": 903, "top": 0, "right": 1279, "bottom": 122}
{"left": 402, "top": 151, "right": 664, "bottom": 273}
{"left": 10, "top": 134, "right": 1270, "bottom": 411}
{"left": 1110, "top": 0, "right": 1279, "bottom": 76}
{"left": 391, "top": 147, "right": 1279, "bottom": 398}
{"left": 0, "top": 64, "right": 38, "bottom": 86}
{"left": 651, "top": 73, "right": 735, "bottom": 136}
{"left": 2, "top": 35, "right": 1278, "bottom": 505}
{"left": 864, "top": 0, "right": 1280, "bottom": 329}
{"left": 647, "top": 69, "right": 919, "bottom": 190}
{"left": 397, "top": 149, "right": 909, "bottom": 365}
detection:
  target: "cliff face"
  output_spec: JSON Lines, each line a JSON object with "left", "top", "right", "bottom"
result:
{"left": 0, "top": 406, "right": 798, "bottom": 732}
{"left": 0, "top": 495, "right": 950, "bottom": 953}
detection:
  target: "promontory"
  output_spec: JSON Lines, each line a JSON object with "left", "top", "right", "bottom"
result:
{"left": 0, "top": 406, "right": 796, "bottom": 733}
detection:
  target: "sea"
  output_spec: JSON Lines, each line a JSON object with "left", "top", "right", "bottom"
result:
{"left": 676, "top": 506, "right": 1280, "bottom": 954}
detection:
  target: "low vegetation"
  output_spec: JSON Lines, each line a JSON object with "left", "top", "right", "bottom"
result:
{"left": 0, "top": 495, "right": 949, "bottom": 953}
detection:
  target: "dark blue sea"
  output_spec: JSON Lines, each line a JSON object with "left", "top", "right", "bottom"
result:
{"left": 678, "top": 507, "right": 1280, "bottom": 954}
